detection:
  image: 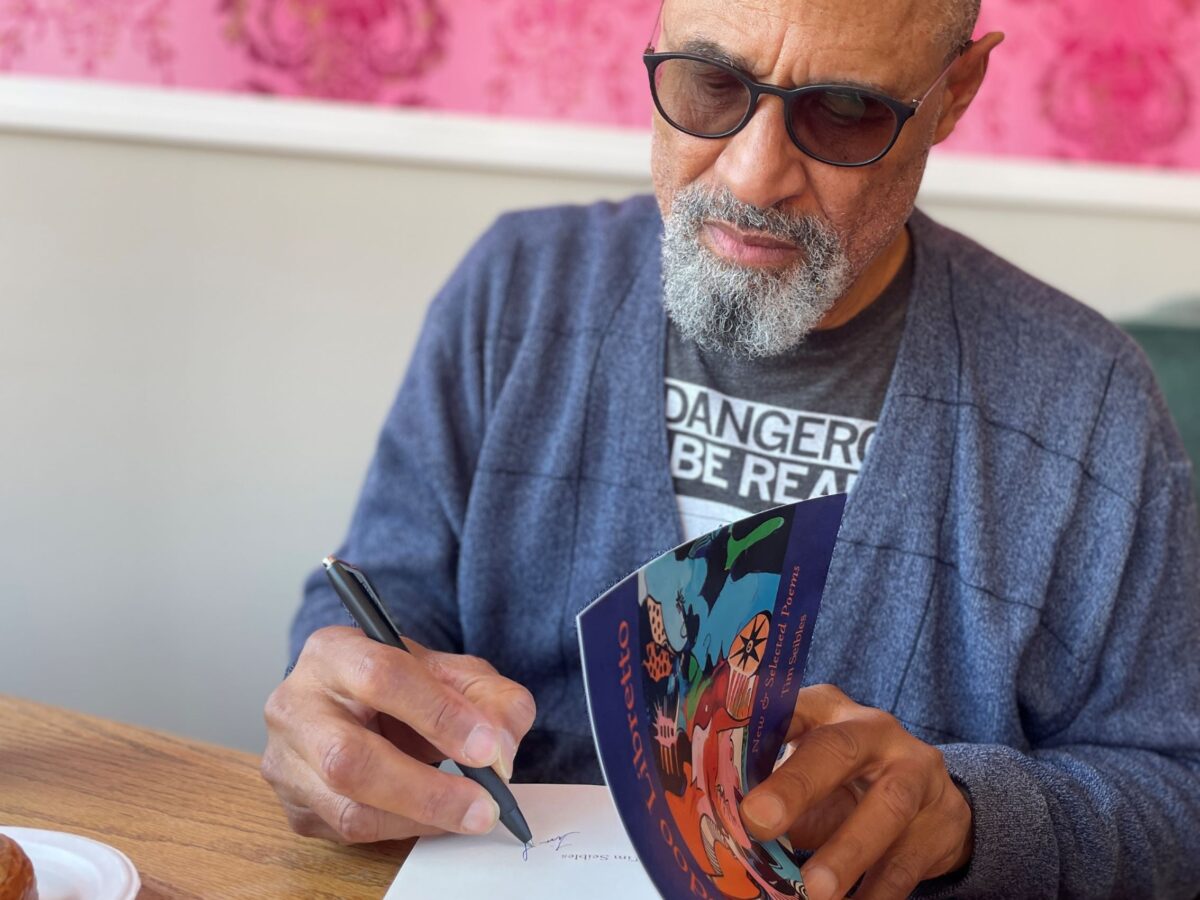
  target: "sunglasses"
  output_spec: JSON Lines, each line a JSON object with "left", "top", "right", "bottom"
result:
{"left": 643, "top": 47, "right": 969, "bottom": 168}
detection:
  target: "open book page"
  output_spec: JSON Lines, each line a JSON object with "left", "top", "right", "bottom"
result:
{"left": 385, "top": 783, "right": 657, "bottom": 899}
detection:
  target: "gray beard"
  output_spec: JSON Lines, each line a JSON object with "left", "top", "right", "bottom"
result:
{"left": 661, "top": 186, "right": 851, "bottom": 359}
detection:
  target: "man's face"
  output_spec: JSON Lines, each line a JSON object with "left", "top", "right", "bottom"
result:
{"left": 652, "top": 0, "right": 952, "bottom": 356}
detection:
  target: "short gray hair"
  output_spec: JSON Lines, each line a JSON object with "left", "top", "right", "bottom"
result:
{"left": 936, "top": 0, "right": 982, "bottom": 61}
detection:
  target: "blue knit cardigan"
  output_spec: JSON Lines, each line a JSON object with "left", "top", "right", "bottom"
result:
{"left": 292, "top": 196, "right": 1200, "bottom": 899}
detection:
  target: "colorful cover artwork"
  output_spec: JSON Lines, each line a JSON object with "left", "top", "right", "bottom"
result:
{"left": 578, "top": 493, "right": 846, "bottom": 900}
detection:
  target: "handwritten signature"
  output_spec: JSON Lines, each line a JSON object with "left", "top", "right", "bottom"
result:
{"left": 521, "top": 831, "right": 580, "bottom": 861}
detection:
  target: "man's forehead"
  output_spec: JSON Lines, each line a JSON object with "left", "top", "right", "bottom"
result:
{"left": 661, "top": 0, "right": 927, "bottom": 34}
{"left": 659, "top": 0, "right": 933, "bottom": 80}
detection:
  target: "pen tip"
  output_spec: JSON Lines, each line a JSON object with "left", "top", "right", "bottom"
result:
{"left": 505, "top": 809, "right": 533, "bottom": 846}
{"left": 322, "top": 555, "right": 336, "bottom": 569}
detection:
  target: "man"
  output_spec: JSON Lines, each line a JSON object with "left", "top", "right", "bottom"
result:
{"left": 261, "top": 0, "right": 1200, "bottom": 896}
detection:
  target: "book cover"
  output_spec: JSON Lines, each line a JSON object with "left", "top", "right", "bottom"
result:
{"left": 577, "top": 493, "right": 846, "bottom": 900}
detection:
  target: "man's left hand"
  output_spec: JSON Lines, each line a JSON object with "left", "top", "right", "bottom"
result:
{"left": 739, "top": 684, "right": 973, "bottom": 900}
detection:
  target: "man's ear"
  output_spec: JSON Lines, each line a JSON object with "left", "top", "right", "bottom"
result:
{"left": 932, "top": 32, "right": 1005, "bottom": 145}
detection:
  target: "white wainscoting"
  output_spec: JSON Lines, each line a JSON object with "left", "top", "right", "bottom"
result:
{"left": 1, "top": 75, "right": 1197, "bottom": 753}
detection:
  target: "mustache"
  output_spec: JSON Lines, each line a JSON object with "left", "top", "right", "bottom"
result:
{"left": 668, "top": 186, "right": 839, "bottom": 250}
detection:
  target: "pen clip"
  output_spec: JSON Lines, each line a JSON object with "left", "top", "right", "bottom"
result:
{"left": 341, "top": 561, "right": 383, "bottom": 608}
{"left": 327, "top": 556, "right": 406, "bottom": 647}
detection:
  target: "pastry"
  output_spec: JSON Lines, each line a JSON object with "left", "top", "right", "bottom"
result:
{"left": 0, "top": 834, "right": 37, "bottom": 900}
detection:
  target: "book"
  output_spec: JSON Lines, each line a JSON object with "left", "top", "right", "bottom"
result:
{"left": 577, "top": 493, "right": 846, "bottom": 899}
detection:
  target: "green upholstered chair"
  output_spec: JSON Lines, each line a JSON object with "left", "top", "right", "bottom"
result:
{"left": 1120, "top": 299, "right": 1200, "bottom": 508}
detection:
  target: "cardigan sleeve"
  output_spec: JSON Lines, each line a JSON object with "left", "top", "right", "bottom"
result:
{"left": 287, "top": 220, "right": 511, "bottom": 665}
{"left": 923, "top": 406, "right": 1200, "bottom": 898}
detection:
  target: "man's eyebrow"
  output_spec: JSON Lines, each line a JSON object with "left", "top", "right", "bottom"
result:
{"left": 676, "top": 38, "right": 755, "bottom": 73}
{"left": 673, "top": 36, "right": 892, "bottom": 95}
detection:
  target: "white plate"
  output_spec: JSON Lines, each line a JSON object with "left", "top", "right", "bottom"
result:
{"left": 0, "top": 826, "right": 140, "bottom": 900}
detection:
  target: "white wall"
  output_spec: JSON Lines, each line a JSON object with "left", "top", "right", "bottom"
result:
{"left": 0, "top": 127, "right": 643, "bottom": 754}
{"left": 1, "top": 79, "right": 1198, "bottom": 754}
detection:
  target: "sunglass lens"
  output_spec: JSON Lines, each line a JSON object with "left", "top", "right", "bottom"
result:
{"left": 790, "top": 89, "right": 899, "bottom": 164}
{"left": 653, "top": 58, "right": 751, "bottom": 137}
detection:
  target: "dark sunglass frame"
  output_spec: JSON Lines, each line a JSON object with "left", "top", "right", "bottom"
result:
{"left": 643, "top": 49, "right": 967, "bottom": 168}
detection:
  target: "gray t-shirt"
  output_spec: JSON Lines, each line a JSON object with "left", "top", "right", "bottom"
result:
{"left": 666, "top": 251, "right": 913, "bottom": 541}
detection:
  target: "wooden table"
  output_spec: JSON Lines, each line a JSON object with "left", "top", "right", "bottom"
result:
{"left": 0, "top": 694, "right": 411, "bottom": 899}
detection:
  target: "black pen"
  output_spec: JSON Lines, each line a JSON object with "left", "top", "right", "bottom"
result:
{"left": 322, "top": 555, "right": 533, "bottom": 845}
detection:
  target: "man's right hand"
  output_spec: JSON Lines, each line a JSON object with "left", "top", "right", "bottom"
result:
{"left": 261, "top": 626, "right": 537, "bottom": 844}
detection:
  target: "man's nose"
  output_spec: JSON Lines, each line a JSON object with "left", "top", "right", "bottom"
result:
{"left": 712, "top": 96, "right": 811, "bottom": 210}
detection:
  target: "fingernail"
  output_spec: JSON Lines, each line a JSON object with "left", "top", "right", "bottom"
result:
{"left": 461, "top": 797, "right": 499, "bottom": 834}
{"left": 497, "top": 729, "right": 517, "bottom": 781}
{"left": 801, "top": 865, "right": 837, "bottom": 900}
{"left": 741, "top": 792, "right": 785, "bottom": 831}
{"left": 462, "top": 724, "right": 499, "bottom": 766}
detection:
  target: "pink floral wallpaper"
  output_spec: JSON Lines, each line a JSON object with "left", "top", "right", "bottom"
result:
{"left": 2, "top": 0, "right": 1198, "bottom": 171}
